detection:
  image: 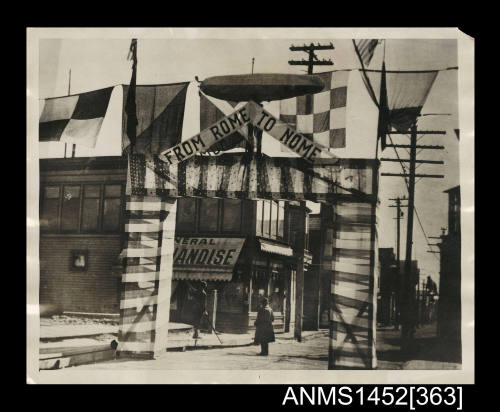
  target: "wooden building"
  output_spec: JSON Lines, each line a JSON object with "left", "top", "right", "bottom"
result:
{"left": 377, "top": 248, "right": 399, "bottom": 326}
{"left": 304, "top": 213, "right": 326, "bottom": 330}
{"left": 39, "top": 156, "right": 309, "bottom": 334}
{"left": 39, "top": 157, "right": 127, "bottom": 314}
{"left": 437, "top": 185, "right": 461, "bottom": 361}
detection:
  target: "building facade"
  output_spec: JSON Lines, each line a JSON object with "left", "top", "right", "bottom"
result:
{"left": 39, "top": 157, "right": 127, "bottom": 314}
{"left": 437, "top": 185, "right": 461, "bottom": 360}
{"left": 39, "top": 156, "right": 311, "bottom": 335}
{"left": 377, "top": 248, "right": 399, "bottom": 326}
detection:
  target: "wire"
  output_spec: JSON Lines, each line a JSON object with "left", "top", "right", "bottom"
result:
{"left": 386, "top": 133, "right": 440, "bottom": 261}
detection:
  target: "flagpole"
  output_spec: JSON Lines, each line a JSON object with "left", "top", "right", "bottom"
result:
{"left": 383, "top": 39, "right": 387, "bottom": 64}
{"left": 64, "top": 69, "right": 71, "bottom": 158}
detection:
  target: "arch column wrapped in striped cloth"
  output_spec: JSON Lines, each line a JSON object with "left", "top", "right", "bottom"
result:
{"left": 117, "top": 194, "right": 177, "bottom": 358}
{"left": 326, "top": 200, "right": 379, "bottom": 369}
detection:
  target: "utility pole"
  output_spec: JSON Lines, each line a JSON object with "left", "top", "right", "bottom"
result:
{"left": 289, "top": 42, "right": 334, "bottom": 74}
{"left": 389, "top": 196, "right": 408, "bottom": 330}
{"left": 389, "top": 196, "right": 408, "bottom": 267}
{"left": 381, "top": 123, "right": 445, "bottom": 354}
{"left": 289, "top": 42, "right": 333, "bottom": 342}
{"left": 428, "top": 228, "right": 446, "bottom": 254}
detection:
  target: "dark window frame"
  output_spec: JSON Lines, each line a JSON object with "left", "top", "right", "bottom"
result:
{"left": 197, "top": 198, "right": 221, "bottom": 233}
{"left": 176, "top": 196, "right": 198, "bottom": 234}
{"left": 40, "top": 182, "right": 123, "bottom": 234}
{"left": 221, "top": 198, "right": 243, "bottom": 234}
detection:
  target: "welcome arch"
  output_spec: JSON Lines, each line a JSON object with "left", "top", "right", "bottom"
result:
{"left": 117, "top": 100, "right": 380, "bottom": 370}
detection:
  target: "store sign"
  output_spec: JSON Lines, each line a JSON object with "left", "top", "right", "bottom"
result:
{"left": 173, "top": 237, "right": 245, "bottom": 267}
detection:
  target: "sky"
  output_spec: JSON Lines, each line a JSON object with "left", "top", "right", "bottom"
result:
{"left": 36, "top": 35, "right": 459, "bottom": 285}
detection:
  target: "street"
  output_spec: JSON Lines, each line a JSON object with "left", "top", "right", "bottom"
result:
{"left": 78, "top": 334, "right": 330, "bottom": 370}
{"left": 72, "top": 323, "right": 460, "bottom": 371}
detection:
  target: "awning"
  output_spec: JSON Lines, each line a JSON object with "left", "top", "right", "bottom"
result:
{"left": 258, "top": 239, "right": 294, "bottom": 257}
{"left": 172, "top": 237, "right": 246, "bottom": 282}
{"left": 173, "top": 267, "right": 234, "bottom": 282}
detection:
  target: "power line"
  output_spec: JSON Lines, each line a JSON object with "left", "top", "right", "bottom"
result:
{"left": 386, "top": 133, "right": 440, "bottom": 262}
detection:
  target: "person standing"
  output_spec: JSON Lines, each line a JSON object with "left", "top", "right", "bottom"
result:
{"left": 193, "top": 281, "right": 208, "bottom": 339}
{"left": 254, "top": 297, "right": 275, "bottom": 356}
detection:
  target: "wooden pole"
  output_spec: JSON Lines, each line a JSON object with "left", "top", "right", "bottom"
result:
{"left": 64, "top": 69, "right": 71, "bottom": 158}
{"left": 401, "top": 123, "right": 417, "bottom": 353}
{"left": 288, "top": 41, "right": 334, "bottom": 342}
{"left": 294, "top": 205, "right": 306, "bottom": 342}
{"left": 208, "top": 289, "right": 217, "bottom": 334}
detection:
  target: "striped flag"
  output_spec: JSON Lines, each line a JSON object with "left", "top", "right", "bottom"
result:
{"left": 353, "top": 39, "right": 380, "bottom": 68}
{"left": 39, "top": 86, "right": 113, "bottom": 147}
{"left": 279, "top": 70, "right": 350, "bottom": 149}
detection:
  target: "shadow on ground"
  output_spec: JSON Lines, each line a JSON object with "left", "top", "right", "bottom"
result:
{"left": 377, "top": 335, "right": 462, "bottom": 364}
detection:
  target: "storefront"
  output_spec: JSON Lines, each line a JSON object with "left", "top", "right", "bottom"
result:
{"left": 169, "top": 236, "right": 248, "bottom": 331}
{"left": 248, "top": 239, "right": 294, "bottom": 333}
{"left": 168, "top": 235, "right": 296, "bottom": 334}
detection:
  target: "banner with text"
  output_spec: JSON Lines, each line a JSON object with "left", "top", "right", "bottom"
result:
{"left": 159, "top": 100, "right": 336, "bottom": 166}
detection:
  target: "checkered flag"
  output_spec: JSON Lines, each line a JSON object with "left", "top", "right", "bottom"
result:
{"left": 279, "top": 70, "right": 350, "bottom": 150}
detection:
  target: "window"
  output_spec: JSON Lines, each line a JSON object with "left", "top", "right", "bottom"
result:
{"left": 263, "top": 200, "right": 271, "bottom": 237}
{"left": 256, "top": 200, "right": 263, "bottom": 236}
{"left": 222, "top": 199, "right": 242, "bottom": 232}
{"left": 270, "top": 201, "right": 277, "bottom": 237}
{"left": 40, "top": 186, "right": 60, "bottom": 232}
{"left": 61, "top": 185, "right": 80, "bottom": 232}
{"left": 82, "top": 185, "right": 100, "bottom": 232}
{"left": 40, "top": 183, "right": 123, "bottom": 234}
{"left": 177, "top": 197, "right": 197, "bottom": 233}
{"left": 277, "top": 201, "right": 285, "bottom": 238}
{"left": 102, "top": 184, "right": 121, "bottom": 232}
{"left": 255, "top": 200, "right": 285, "bottom": 240}
{"left": 71, "top": 250, "right": 88, "bottom": 270}
{"left": 198, "top": 198, "right": 219, "bottom": 232}
{"left": 175, "top": 198, "right": 243, "bottom": 234}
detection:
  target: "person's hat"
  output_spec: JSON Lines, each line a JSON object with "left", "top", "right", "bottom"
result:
{"left": 262, "top": 297, "right": 269, "bottom": 305}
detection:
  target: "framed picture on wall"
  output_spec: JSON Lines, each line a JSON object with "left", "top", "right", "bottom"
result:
{"left": 71, "top": 250, "right": 88, "bottom": 271}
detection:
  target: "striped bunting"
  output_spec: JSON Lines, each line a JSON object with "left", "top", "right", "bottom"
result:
{"left": 117, "top": 192, "right": 177, "bottom": 358}
{"left": 127, "top": 153, "right": 377, "bottom": 204}
{"left": 328, "top": 200, "right": 378, "bottom": 369}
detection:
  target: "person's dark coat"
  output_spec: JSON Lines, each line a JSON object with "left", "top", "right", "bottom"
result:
{"left": 254, "top": 304, "right": 275, "bottom": 344}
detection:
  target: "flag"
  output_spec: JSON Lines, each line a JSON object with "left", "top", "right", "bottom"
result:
{"left": 122, "top": 82, "right": 189, "bottom": 154}
{"left": 279, "top": 70, "right": 350, "bottom": 149}
{"left": 353, "top": 39, "right": 380, "bottom": 68}
{"left": 39, "top": 86, "right": 113, "bottom": 147}
{"left": 199, "top": 93, "right": 246, "bottom": 154}
{"left": 377, "top": 62, "right": 389, "bottom": 149}
{"left": 125, "top": 39, "right": 138, "bottom": 151}
{"left": 365, "top": 69, "right": 439, "bottom": 135}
